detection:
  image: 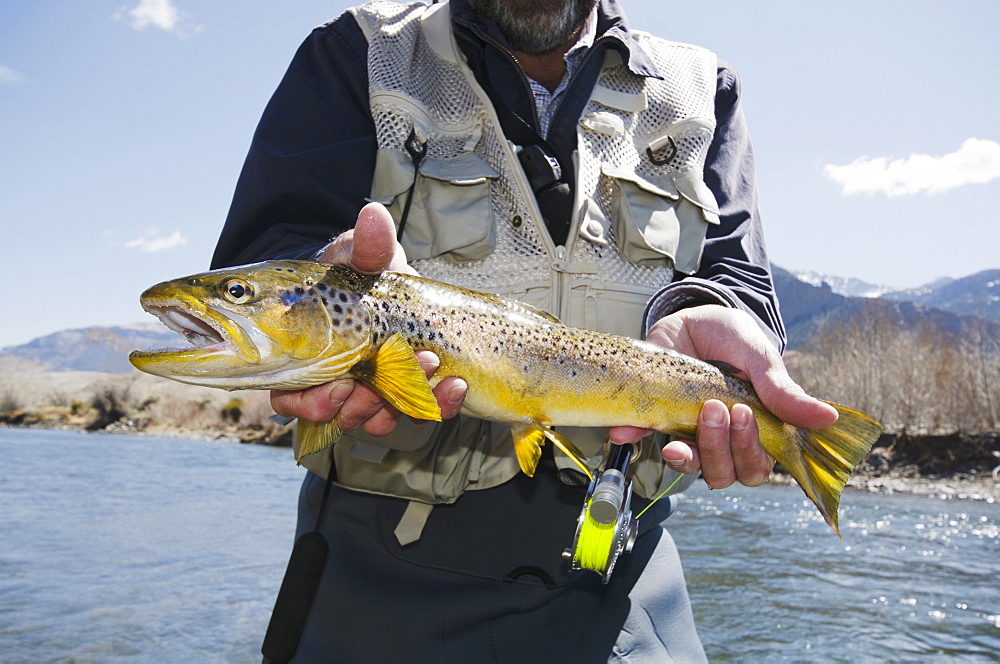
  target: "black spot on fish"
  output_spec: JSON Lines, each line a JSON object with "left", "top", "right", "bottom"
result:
{"left": 333, "top": 304, "right": 343, "bottom": 314}
{"left": 317, "top": 283, "right": 328, "bottom": 291}
{"left": 295, "top": 287, "right": 305, "bottom": 296}
{"left": 338, "top": 292, "right": 349, "bottom": 303}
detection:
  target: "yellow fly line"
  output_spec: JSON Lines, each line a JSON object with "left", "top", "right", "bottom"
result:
{"left": 570, "top": 472, "right": 685, "bottom": 577}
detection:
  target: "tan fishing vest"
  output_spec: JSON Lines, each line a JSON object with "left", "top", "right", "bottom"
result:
{"left": 298, "top": 1, "right": 720, "bottom": 538}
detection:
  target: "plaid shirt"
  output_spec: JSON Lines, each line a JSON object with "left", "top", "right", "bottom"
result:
{"left": 527, "top": 10, "right": 597, "bottom": 138}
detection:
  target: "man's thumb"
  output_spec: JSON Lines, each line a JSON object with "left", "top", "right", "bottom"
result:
{"left": 350, "top": 203, "right": 398, "bottom": 274}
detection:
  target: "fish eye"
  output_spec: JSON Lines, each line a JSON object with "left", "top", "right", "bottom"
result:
{"left": 223, "top": 279, "right": 253, "bottom": 304}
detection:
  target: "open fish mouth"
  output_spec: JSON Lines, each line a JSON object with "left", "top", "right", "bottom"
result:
{"left": 130, "top": 297, "right": 260, "bottom": 365}
{"left": 142, "top": 303, "right": 229, "bottom": 352}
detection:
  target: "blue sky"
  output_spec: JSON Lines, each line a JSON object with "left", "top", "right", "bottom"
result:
{"left": 1, "top": 0, "right": 998, "bottom": 349}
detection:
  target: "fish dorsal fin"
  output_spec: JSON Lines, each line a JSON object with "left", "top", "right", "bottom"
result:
{"left": 492, "top": 297, "right": 562, "bottom": 324}
{"left": 351, "top": 332, "right": 442, "bottom": 422}
{"left": 295, "top": 419, "right": 343, "bottom": 461}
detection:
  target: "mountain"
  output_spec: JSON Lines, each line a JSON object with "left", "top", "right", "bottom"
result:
{"left": 772, "top": 266, "right": 1000, "bottom": 350}
{"left": 0, "top": 324, "right": 179, "bottom": 374}
{"left": 791, "top": 270, "right": 894, "bottom": 299}
{"left": 880, "top": 270, "right": 1000, "bottom": 322}
{"left": 790, "top": 269, "right": 1000, "bottom": 323}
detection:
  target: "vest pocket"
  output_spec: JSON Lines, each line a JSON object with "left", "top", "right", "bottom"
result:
{"left": 604, "top": 166, "right": 720, "bottom": 275}
{"left": 369, "top": 148, "right": 499, "bottom": 263}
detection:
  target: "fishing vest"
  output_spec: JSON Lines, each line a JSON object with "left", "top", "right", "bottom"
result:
{"left": 298, "top": 0, "right": 720, "bottom": 538}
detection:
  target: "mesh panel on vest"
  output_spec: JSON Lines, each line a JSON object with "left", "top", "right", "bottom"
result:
{"left": 357, "top": 2, "right": 717, "bottom": 306}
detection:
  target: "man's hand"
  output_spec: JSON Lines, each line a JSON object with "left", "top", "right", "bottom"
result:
{"left": 270, "top": 203, "right": 467, "bottom": 435}
{"left": 608, "top": 305, "right": 838, "bottom": 488}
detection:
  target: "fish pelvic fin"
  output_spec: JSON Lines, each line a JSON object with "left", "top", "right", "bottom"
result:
{"left": 352, "top": 333, "right": 442, "bottom": 422}
{"left": 777, "top": 402, "right": 884, "bottom": 538}
{"left": 511, "top": 425, "right": 545, "bottom": 477}
{"left": 295, "top": 418, "right": 343, "bottom": 462}
{"left": 541, "top": 428, "right": 594, "bottom": 482}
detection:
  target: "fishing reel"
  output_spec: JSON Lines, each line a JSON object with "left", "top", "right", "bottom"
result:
{"left": 563, "top": 443, "right": 639, "bottom": 583}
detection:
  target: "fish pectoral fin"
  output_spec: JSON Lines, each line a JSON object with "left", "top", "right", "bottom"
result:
{"left": 511, "top": 425, "right": 546, "bottom": 477}
{"left": 295, "top": 418, "right": 343, "bottom": 462}
{"left": 540, "top": 427, "right": 594, "bottom": 482}
{"left": 352, "top": 332, "right": 442, "bottom": 422}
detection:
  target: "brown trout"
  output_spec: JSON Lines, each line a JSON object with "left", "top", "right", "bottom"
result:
{"left": 130, "top": 260, "right": 884, "bottom": 535}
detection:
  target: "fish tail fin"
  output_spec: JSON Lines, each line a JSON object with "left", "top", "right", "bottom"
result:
{"left": 775, "top": 402, "right": 883, "bottom": 538}
{"left": 295, "top": 418, "right": 344, "bottom": 462}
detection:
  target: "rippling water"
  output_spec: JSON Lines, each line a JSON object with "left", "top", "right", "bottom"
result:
{"left": 670, "top": 482, "right": 1000, "bottom": 661}
{"left": 0, "top": 428, "right": 303, "bottom": 662}
{"left": 1, "top": 428, "right": 998, "bottom": 662}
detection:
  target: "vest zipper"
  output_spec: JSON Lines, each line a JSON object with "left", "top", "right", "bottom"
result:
{"left": 471, "top": 25, "right": 542, "bottom": 134}
{"left": 470, "top": 27, "right": 619, "bottom": 320}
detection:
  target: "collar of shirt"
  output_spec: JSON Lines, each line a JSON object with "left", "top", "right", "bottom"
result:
{"left": 528, "top": 8, "right": 597, "bottom": 138}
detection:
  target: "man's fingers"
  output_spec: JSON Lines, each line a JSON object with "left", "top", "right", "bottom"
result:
{"left": 749, "top": 361, "right": 839, "bottom": 431}
{"left": 662, "top": 439, "right": 699, "bottom": 474}
{"left": 433, "top": 377, "right": 467, "bottom": 420}
{"left": 270, "top": 380, "right": 354, "bottom": 422}
{"left": 337, "top": 382, "right": 393, "bottom": 432}
{"left": 695, "top": 399, "right": 737, "bottom": 489}
{"left": 608, "top": 425, "right": 655, "bottom": 445}
{"left": 729, "top": 403, "right": 773, "bottom": 486}
{"left": 350, "top": 202, "right": 400, "bottom": 274}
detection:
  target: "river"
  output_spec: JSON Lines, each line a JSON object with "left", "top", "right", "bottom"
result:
{"left": 1, "top": 428, "right": 997, "bottom": 662}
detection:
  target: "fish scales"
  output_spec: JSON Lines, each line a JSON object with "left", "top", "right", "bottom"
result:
{"left": 130, "top": 260, "right": 884, "bottom": 536}
{"left": 363, "top": 270, "right": 735, "bottom": 432}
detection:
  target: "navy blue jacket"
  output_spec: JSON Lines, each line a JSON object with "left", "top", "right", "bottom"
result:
{"left": 211, "top": 0, "right": 786, "bottom": 351}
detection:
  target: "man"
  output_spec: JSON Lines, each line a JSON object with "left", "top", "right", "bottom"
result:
{"left": 213, "top": 0, "right": 837, "bottom": 660}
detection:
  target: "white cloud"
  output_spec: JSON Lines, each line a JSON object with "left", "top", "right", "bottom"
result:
{"left": 114, "top": 0, "right": 196, "bottom": 34}
{"left": 823, "top": 138, "right": 1000, "bottom": 197}
{"left": 126, "top": 230, "right": 188, "bottom": 253}
{"left": 0, "top": 64, "right": 26, "bottom": 86}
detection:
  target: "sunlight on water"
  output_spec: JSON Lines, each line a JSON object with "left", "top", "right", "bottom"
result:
{"left": 2, "top": 428, "right": 998, "bottom": 662}
{"left": 669, "top": 482, "right": 1000, "bottom": 661}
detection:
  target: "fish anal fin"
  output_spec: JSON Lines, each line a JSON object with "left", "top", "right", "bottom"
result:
{"left": 352, "top": 332, "right": 442, "bottom": 422}
{"left": 296, "top": 419, "right": 343, "bottom": 462}
{"left": 540, "top": 427, "right": 594, "bottom": 482}
{"left": 511, "top": 425, "right": 545, "bottom": 477}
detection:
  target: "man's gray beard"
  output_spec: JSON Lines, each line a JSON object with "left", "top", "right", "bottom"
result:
{"left": 469, "top": 0, "right": 597, "bottom": 55}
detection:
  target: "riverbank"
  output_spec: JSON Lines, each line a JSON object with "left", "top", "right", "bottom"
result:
{"left": 772, "top": 431, "right": 1000, "bottom": 502}
{"left": 4, "top": 409, "right": 997, "bottom": 501}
